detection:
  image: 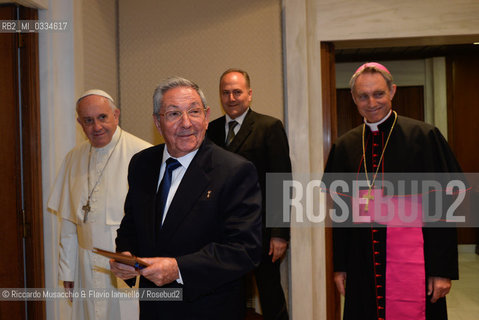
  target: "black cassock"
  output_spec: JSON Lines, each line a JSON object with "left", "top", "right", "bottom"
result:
{"left": 324, "top": 112, "right": 461, "bottom": 320}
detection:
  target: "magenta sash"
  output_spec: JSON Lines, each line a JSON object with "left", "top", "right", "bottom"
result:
{"left": 353, "top": 189, "right": 426, "bottom": 320}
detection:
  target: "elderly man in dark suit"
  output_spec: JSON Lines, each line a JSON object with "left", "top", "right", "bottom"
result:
{"left": 207, "top": 69, "right": 291, "bottom": 320}
{"left": 110, "top": 77, "right": 262, "bottom": 319}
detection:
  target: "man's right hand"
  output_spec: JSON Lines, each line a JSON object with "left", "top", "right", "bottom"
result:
{"left": 109, "top": 251, "right": 140, "bottom": 280}
{"left": 63, "top": 281, "right": 74, "bottom": 302}
{"left": 334, "top": 272, "right": 347, "bottom": 296}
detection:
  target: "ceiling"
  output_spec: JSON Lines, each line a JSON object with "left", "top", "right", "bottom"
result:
{"left": 335, "top": 43, "right": 479, "bottom": 62}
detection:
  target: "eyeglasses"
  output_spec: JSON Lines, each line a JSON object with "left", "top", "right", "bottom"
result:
{"left": 158, "top": 107, "right": 206, "bottom": 123}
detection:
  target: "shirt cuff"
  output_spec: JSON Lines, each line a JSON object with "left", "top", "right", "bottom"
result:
{"left": 176, "top": 268, "right": 184, "bottom": 284}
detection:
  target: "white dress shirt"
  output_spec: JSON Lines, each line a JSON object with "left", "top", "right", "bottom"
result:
{"left": 157, "top": 148, "right": 198, "bottom": 225}
{"left": 157, "top": 147, "right": 199, "bottom": 284}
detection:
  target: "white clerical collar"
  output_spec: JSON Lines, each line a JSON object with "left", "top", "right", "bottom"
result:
{"left": 162, "top": 147, "right": 198, "bottom": 170}
{"left": 225, "top": 107, "right": 249, "bottom": 126}
{"left": 93, "top": 126, "right": 122, "bottom": 152}
{"left": 364, "top": 110, "right": 392, "bottom": 132}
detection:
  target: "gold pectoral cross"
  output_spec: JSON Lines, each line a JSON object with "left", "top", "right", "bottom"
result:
{"left": 362, "top": 189, "right": 374, "bottom": 212}
{"left": 82, "top": 201, "right": 91, "bottom": 223}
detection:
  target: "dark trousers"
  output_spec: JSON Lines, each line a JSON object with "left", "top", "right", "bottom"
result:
{"left": 253, "top": 253, "right": 289, "bottom": 320}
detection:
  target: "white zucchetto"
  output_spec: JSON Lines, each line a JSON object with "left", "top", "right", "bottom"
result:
{"left": 77, "top": 89, "right": 114, "bottom": 103}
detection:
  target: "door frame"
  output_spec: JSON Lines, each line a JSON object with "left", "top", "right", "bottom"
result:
{"left": 20, "top": 6, "right": 45, "bottom": 319}
{"left": 320, "top": 42, "right": 340, "bottom": 320}
{"left": 19, "top": 6, "right": 45, "bottom": 319}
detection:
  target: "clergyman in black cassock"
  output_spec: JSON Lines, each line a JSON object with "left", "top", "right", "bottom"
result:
{"left": 324, "top": 62, "right": 460, "bottom": 320}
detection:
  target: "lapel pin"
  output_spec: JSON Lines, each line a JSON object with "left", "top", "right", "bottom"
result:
{"left": 206, "top": 190, "right": 212, "bottom": 199}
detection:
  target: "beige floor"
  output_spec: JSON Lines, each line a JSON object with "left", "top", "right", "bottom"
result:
{"left": 447, "top": 245, "right": 479, "bottom": 320}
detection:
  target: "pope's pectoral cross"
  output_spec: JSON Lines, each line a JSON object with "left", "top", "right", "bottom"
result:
{"left": 362, "top": 189, "right": 374, "bottom": 212}
{"left": 82, "top": 201, "right": 91, "bottom": 223}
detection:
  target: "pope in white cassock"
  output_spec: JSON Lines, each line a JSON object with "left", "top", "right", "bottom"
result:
{"left": 48, "top": 90, "right": 152, "bottom": 320}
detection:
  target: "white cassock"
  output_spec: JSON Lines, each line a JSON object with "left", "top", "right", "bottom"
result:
{"left": 48, "top": 127, "right": 151, "bottom": 320}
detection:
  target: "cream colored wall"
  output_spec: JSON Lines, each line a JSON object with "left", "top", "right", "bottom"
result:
{"left": 118, "top": 0, "right": 284, "bottom": 144}
{"left": 318, "top": 0, "right": 479, "bottom": 42}
{"left": 82, "top": 0, "right": 118, "bottom": 102}
{"left": 73, "top": 0, "right": 118, "bottom": 145}
{"left": 0, "top": 0, "right": 48, "bottom": 9}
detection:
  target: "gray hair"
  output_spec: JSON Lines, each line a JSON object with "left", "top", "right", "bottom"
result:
{"left": 153, "top": 77, "right": 207, "bottom": 116}
{"left": 349, "top": 65, "right": 394, "bottom": 92}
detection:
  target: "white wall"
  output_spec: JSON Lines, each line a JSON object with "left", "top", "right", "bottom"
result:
{"left": 40, "top": 1, "right": 75, "bottom": 319}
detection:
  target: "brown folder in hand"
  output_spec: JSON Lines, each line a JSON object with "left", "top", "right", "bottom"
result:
{"left": 92, "top": 247, "right": 150, "bottom": 268}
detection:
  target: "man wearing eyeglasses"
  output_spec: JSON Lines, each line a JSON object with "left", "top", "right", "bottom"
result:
{"left": 110, "top": 77, "right": 262, "bottom": 319}
{"left": 207, "top": 69, "right": 291, "bottom": 320}
{"left": 48, "top": 90, "right": 151, "bottom": 320}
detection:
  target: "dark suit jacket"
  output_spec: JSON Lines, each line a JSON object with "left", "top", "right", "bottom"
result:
{"left": 116, "top": 139, "right": 262, "bottom": 319}
{"left": 207, "top": 109, "right": 292, "bottom": 244}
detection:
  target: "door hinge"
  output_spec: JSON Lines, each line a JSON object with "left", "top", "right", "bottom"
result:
{"left": 20, "top": 209, "right": 30, "bottom": 238}
{"left": 17, "top": 33, "right": 25, "bottom": 48}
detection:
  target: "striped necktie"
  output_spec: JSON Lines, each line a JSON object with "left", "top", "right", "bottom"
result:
{"left": 226, "top": 120, "right": 238, "bottom": 146}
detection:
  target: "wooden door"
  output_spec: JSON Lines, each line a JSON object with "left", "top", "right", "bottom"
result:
{"left": 0, "top": 5, "right": 26, "bottom": 319}
{"left": 0, "top": 5, "right": 44, "bottom": 319}
{"left": 321, "top": 42, "right": 340, "bottom": 320}
{"left": 447, "top": 54, "right": 479, "bottom": 246}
